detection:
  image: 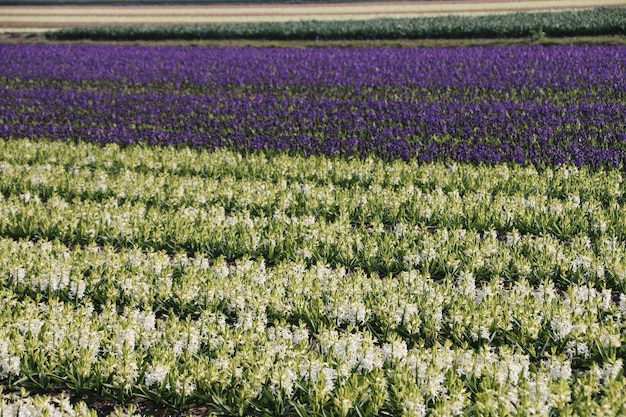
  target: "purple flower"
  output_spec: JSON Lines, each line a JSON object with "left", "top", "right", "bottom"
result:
{"left": 0, "top": 44, "right": 625, "bottom": 168}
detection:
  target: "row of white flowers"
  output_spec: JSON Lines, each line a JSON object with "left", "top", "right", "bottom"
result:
{"left": 2, "top": 162, "right": 626, "bottom": 289}
{"left": 0, "top": 142, "right": 622, "bottom": 237}
{"left": 0, "top": 388, "right": 137, "bottom": 417}
{"left": 0, "top": 139, "right": 624, "bottom": 415}
{"left": 2, "top": 237, "right": 624, "bottom": 353}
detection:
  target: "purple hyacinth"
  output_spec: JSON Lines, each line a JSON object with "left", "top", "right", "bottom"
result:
{"left": 0, "top": 44, "right": 625, "bottom": 167}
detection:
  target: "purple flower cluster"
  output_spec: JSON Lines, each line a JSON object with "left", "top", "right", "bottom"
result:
{"left": 1, "top": 44, "right": 625, "bottom": 167}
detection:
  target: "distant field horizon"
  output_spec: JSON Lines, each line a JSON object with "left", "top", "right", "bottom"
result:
{"left": 2, "top": 0, "right": 625, "bottom": 31}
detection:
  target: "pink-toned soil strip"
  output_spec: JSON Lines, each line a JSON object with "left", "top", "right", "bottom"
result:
{"left": 1, "top": 0, "right": 624, "bottom": 31}
{"left": 2, "top": 4, "right": 621, "bottom": 18}
{"left": 3, "top": 0, "right": 626, "bottom": 12}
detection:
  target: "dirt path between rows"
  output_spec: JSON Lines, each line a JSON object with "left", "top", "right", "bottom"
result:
{"left": 1, "top": 0, "right": 625, "bottom": 32}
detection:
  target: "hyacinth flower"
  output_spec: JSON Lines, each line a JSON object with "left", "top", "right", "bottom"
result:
{"left": 1, "top": 44, "right": 625, "bottom": 168}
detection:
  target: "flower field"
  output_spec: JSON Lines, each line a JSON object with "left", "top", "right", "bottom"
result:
{"left": 0, "top": 43, "right": 625, "bottom": 416}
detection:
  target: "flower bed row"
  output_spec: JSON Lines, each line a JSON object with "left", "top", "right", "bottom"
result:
{"left": 1, "top": 44, "right": 626, "bottom": 167}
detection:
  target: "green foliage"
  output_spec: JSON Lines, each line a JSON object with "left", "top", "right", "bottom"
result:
{"left": 45, "top": 7, "right": 626, "bottom": 41}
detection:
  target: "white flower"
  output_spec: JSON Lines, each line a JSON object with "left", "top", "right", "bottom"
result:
{"left": 175, "top": 377, "right": 196, "bottom": 396}
{"left": 270, "top": 366, "right": 298, "bottom": 397}
{"left": 620, "top": 294, "right": 626, "bottom": 316}
{"left": 550, "top": 316, "right": 573, "bottom": 341}
{"left": 0, "top": 341, "right": 20, "bottom": 377}
{"left": 145, "top": 364, "right": 170, "bottom": 388}
{"left": 320, "top": 367, "right": 336, "bottom": 392}
{"left": 69, "top": 280, "right": 86, "bottom": 300}
{"left": 448, "top": 392, "right": 467, "bottom": 416}
{"left": 599, "top": 333, "right": 621, "bottom": 349}
{"left": 546, "top": 357, "right": 572, "bottom": 381}
{"left": 422, "top": 370, "right": 447, "bottom": 400}
{"left": 10, "top": 268, "right": 26, "bottom": 285}
{"left": 496, "top": 353, "right": 529, "bottom": 387}
{"left": 525, "top": 376, "right": 551, "bottom": 415}
{"left": 292, "top": 325, "right": 309, "bottom": 345}
{"left": 593, "top": 359, "right": 623, "bottom": 386}
{"left": 383, "top": 339, "right": 408, "bottom": 363}
{"left": 403, "top": 398, "right": 426, "bottom": 417}
{"left": 358, "top": 346, "right": 384, "bottom": 373}
{"left": 173, "top": 340, "right": 184, "bottom": 357}
{"left": 299, "top": 359, "right": 322, "bottom": 382}
{"left": 564, "top": 340, "right": 590, "bottom": 359}
{"left": 299, "top": 359, "right": 336, "bottom": 393}
{"left": 455, "top": 270, "right": 475, "bottom": 297}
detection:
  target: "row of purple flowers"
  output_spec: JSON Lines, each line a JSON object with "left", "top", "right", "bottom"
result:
{"left": 1, "top": 44, "right": 625, "bottom": 167}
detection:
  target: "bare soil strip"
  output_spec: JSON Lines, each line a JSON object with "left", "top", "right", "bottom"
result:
{"left": 1, "top": 0, "right": 625, "bottom": 31}
{"left": 4, "top": 0, "right": 626, "bottom": 14}
{"left": 0, "top": 6, "right": 620, "bottom": 28}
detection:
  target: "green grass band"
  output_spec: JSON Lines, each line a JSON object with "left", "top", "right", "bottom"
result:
{"left": 45, "top": 7, "right": 626, "bottom": 42}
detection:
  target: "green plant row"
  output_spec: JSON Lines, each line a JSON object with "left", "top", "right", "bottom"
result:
{"left": 45, "top": 7, "right": 626, "bottom": 41}
{"left": 1, "top": 139, "right": 626, "bottom": 284}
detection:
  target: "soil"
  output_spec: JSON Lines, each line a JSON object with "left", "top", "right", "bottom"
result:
{"left": 1, "top": 0, "right": 625, "bottom": 31}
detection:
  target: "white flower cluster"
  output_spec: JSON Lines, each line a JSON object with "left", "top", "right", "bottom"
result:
{"left": 0, "top": 391, "right": 138, "bottom": 417}
{"left": 0, "top": 340, "right": 20, "bottom": 378}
